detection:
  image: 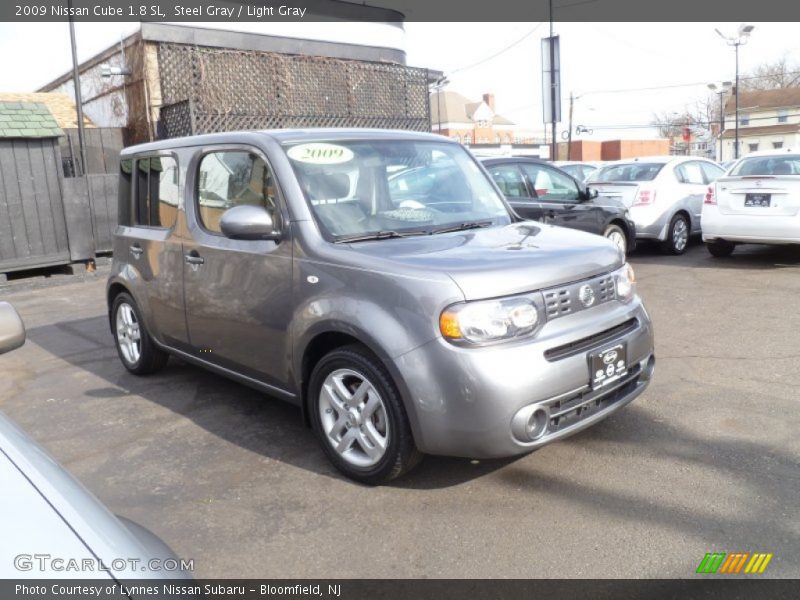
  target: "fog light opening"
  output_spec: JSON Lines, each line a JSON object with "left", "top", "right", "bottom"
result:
{"left": 641, "top": 355, "right": 656, "bottom": 382}
{"left": 525, "top": 407, "right": 549, "bottom": 440}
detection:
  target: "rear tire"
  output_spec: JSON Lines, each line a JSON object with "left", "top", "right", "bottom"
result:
{"left": 706, "top": 239, "right": 735, "bottom": 258}
{"left": 111, "top": 292, "right": 168, "bottom": 375}
{"left": 661, "top": 214, "right": 690, "bottom": 255}
{"left": 309, "top": 344, "right": 422, "bottom": 485}
{"left": 603, "top": 224, "right": 628, "bottom": 254}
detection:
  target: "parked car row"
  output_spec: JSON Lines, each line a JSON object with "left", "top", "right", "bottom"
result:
{"left": 482, "top": 155, "right": 728, "bottom": 255}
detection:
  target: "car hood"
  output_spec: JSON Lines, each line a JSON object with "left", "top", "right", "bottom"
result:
{"left": 346, "top": 222, "right": 624, "bottom": 300}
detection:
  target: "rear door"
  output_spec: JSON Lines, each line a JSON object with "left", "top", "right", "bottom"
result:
{"left": 485, "top": 162, "right": 544, "bottom": 221}
{"left": 182, "top": 146, "right": 293, "bottom": 391}
{"left": 675, "top": 161, "right": 711, "bottom": 230}
{"left": 116, "top": 155, "right": 187, "bottom": 346}
{"left": 519, "top": 162, "right": 601, "bottom": 233}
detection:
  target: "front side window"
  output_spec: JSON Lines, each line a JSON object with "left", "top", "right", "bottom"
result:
{"left": 197, "top": 151, "right": 280, "bottom": 234}
{"left": 283, "top": 140, "right": 510, "bottom": 239}
{"left": 487, "top": 164, "right": 529, "bottom": 198}
{"left": 520, "top": 164, "right": 580, "bottom": 202}
{"left": 133, "top": 156, "right": 179, "bottom": 229}
{"left": 698, "top": 161, "right": 725, "bottom": 183}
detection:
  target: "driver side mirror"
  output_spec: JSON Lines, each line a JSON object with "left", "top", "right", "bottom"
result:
{"left": 220, "top": 205, "right": 281, "bottom": 241}
{"left": 0, "top": 302, "right": 26, "bottom": 355}
{"left": 583, "top": 187, "right": 599, "bottom": 201}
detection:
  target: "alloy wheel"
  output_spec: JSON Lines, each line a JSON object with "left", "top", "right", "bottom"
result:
{"left": 319, "top": 368, "right": 389, "bottom": 468}
{"left": 115, "top": 303, "right": 142, "bottom": 365}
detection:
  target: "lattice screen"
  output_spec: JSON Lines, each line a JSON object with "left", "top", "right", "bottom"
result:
{"left": 156, "top": 43, "right": 431, "bottom": 138}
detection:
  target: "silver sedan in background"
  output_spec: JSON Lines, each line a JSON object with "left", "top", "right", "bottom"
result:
{"left": 587, "top": 156, "right": 725, "bottom": 254}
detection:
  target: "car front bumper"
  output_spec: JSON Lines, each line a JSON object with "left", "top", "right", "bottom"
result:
{"left": 394, "top": 298, "right": 655, "bottom": 458}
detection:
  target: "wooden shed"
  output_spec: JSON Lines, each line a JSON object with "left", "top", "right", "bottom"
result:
{"left": 0, "top": 101, "right": 71, "bottom": 275}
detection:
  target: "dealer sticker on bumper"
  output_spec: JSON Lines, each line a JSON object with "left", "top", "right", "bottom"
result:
{"left": 590, "top": 343, "right": 627, "bottom": 389}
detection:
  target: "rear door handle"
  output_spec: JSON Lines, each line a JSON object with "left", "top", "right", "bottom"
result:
{"left": 184, "top": 252, "right": 204, "bottom": 265}
{"left": 129, "top": 244, "right": 143, "bottom": 258}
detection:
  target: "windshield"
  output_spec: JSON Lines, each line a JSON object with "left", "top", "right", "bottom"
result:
{"left": 730, "top": 155, "right": 800, "bottom": 176}
{"left": 588, "top": 162, "right": 665, "bottom": 183}
{"left": 283, "top": 140, "right": 511, "bottom": 239}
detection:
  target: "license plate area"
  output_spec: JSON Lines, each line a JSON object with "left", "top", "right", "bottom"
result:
{"left": 744, "top": 193, "right": 771, "bottom": 207}
{"left": 590, "top": 343, "right": 627, "bottom": 389}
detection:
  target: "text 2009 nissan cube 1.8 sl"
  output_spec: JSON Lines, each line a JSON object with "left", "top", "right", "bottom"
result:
{"left": 108, "top": 129, "right": 655, "bottom": 484}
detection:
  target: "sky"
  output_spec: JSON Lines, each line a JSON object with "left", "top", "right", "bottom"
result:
{"left": 0, "top": 21, "right": 798, "bottom": 140}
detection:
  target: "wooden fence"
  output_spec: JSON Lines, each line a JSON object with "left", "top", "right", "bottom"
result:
{"left": 0, "top": 128, "right": 122, "bottom": 278}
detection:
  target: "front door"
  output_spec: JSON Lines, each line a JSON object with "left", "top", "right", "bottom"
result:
{"left": 182, "top": 147, "right": 293, "bottom": 391}
{"left": 520, "top": 163, "right": 601, "bottom": 233}
{"left": 485, "top": 162, "right": 544, "bottom": 221}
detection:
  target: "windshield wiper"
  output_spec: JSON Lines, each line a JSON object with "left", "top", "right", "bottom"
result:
{"left": 334, "top": 230, "right": 428, "bottom": 243}
{"left": 429, "top": 220, "right": 494, "bottom": 235}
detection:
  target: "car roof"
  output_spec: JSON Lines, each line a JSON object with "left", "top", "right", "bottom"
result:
{"left": 121, "top": 128, "right": 453, "bottom": 156}
{"left": 479, "top": 156, "right": 548, "bottom": 165}
{"left": 737, "top": 149, "right": 797, "bottom": 158}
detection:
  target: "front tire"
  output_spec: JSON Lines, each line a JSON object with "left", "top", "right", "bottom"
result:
{"left": 111, "top": 292, "right": 168, "bottom": 375}
{"left": 603, "top": 224, "right": 628, "bottom": 254}
{"left": 706, "top": 239, "right": 735, "bottom": 257}
{"left": 662, "top": 213, "right": 690, "bottom": 255}
{"left": 309, "top": 345, "right": 422, "bottom": 484}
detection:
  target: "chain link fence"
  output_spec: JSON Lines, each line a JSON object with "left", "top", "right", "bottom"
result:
{"left": 157, "top": 43, "right": 431, "bottom": 138}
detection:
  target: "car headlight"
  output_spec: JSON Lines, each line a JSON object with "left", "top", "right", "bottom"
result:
{"left": 440, "top": 297, "right": 539, "bottom": 344}
{"left": 615, "top": 263, "right": 636, "bottom": 303}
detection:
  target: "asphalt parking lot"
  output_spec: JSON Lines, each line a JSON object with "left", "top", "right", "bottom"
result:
{"left": 1, "top": 240, "right": 799, "bottom": 578}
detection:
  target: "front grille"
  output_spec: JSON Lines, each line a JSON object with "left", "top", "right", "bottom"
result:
{"left": 544, "top": 318, "right": 639, "bottom": 362}
{"left": 543, "top": 274, "right": 616, "bottom": 320}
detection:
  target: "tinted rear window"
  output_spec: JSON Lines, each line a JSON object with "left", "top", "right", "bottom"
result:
{"left": 588, "top": 163, "right": 665, "bottom": 182}
{"left": 731, "top": 155, "right": 800, "bottom": 176}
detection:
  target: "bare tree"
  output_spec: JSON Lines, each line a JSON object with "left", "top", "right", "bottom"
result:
{"left": 740, "top": 57, "right": 800, "bottom": 91}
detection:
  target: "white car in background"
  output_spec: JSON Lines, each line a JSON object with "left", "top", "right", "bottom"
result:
{"left": 554, "top": 161, "right": 601, "bottom": 182}
{"left": 587, "top": 156, "right": 726, "bottom": 254}
{"left": 703, "top": 150, "right": 800, "bottom": 257}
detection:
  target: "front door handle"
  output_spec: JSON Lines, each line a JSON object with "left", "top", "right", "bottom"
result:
{"left": 129, "top": 244, "right": 143, "bottom": 258}
{"left": 184, "top": 251, "right": 204, "bottom": 265}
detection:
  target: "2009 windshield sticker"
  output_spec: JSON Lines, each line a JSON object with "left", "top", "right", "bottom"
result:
{"left": 287, "top": 143, "right": 354, "bottom": 164}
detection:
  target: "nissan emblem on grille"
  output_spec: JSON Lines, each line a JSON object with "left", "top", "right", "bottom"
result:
{"left": 579, "top": 284, "right": 596, "bottom": 307}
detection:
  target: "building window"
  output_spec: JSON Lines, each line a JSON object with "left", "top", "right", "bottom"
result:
{"left": 748, "top": 143, "right": 759, "bottom": 152}
{"left": 740, "top": 114, "right": 750, "bottom": 126}
{"left": 773, "top": 141, "right": 784, "bottom": 149}
{"left": 777, "top": 110, "right": 788, "bottom": 123}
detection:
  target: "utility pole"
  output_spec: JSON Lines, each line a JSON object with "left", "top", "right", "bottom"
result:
{"left": 566, "top": 92, "right": 574, "bottom": 160}
{"left": 68, "top": 0, "right": 87, "bottom": 177}
{"left": 549, "top": 0, "right": 556, "bottom": 161}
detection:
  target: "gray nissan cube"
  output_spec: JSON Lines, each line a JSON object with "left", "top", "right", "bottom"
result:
{"left": 108, "top": 129, "right": 655, "bottom": 484}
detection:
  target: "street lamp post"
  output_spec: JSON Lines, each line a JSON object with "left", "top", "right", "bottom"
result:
{"left": 432, "top": 76, "right": 450, "bottom": 136}
{"left": 707, "top": 81, "right": 732, "bottom": 161}
{"left": 715, "top": 24, "right": 754, "bottom": 159}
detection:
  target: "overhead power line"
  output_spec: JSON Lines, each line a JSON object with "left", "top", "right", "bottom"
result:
{"left": 448, "top": 23, "right": 545, "bottom": 76}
